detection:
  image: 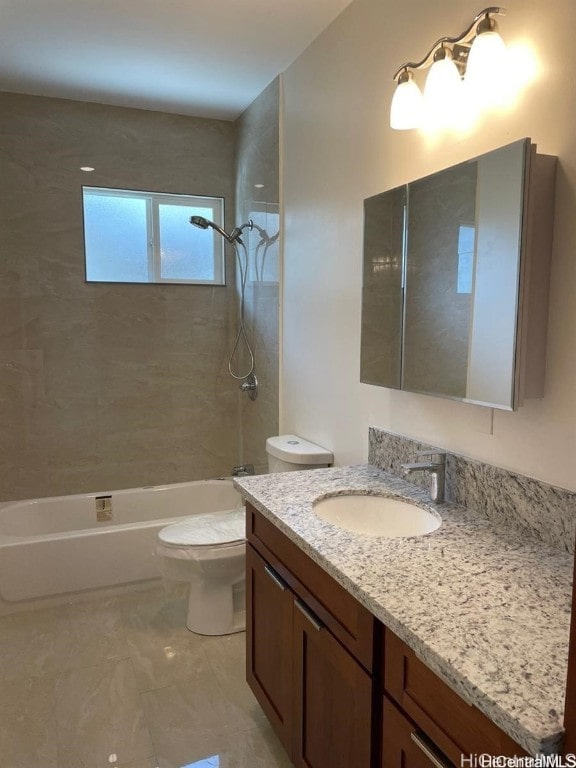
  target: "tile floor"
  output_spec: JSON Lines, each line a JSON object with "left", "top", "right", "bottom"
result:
{"left": 0, "top": 585, "right": 293, "bottom": 768}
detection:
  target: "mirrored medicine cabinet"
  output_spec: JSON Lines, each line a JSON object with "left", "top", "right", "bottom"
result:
{"left": 360, "top": 138, "right": 556, "bottom": 411}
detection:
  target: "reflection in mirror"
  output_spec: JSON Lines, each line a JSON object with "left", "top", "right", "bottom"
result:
{"left": 403, "top": 161, "right": 477, "bottom": 398}
{"left": 360, "top": 139, "right": 554, "bottom": 411}
{"left": 360, "top": 185, "right": 405, "bottom": 389}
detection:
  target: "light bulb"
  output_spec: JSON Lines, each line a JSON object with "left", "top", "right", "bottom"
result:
{"left": 423, "top": 48, "right": 463, "bottom": 130}
{"left": 390, "top": 71, "right": 424, "bottom": 130}
{"left": 465, "top": 19, "right": 509, "bottom": 108}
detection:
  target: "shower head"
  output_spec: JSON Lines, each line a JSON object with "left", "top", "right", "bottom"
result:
{"left": 190, "top": 215, "right": 234, "bottom": 242}
{"left": 190, "top": 215, "right": 254, "bottom": 245}
{"left": 190, "top": 215, "right": 210, "bottom": 229}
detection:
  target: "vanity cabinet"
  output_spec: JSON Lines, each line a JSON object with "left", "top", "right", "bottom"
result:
{"left": 246, "top": 503, "right": 528, "bottom": 767}
{"left": 246, "top": 503, "right": 379, "bottom": 767}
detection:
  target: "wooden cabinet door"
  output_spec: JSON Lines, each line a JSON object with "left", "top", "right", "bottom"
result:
{"left": 246, "top": 543, "right": 294, "bottom": 754}
{"left": 382, "top": 696, "right": 454, "bottom": 768}
{"left": 292, "top": 596, "right": 373, "bottom": 768}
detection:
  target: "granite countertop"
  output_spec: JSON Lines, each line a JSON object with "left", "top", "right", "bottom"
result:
{"left": 234, "top": 464, "right": 574, "bottom": 757}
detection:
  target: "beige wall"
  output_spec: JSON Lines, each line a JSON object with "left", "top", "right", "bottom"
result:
{"left": 282, "top": 0, "right": 576, "bottom": 490}
{"left": 235, "top": 79, "right": 280, "bottom": 473}
{"left": 0, "top": 92, "right": 239, "bottom": 499}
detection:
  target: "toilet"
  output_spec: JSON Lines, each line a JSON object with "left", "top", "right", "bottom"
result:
{"left": 156, "top": 508, "right": 246, "bottom": 635}
{"left": 157, "top": 434, "right": 333, "bottom": 635}
{"left": 265, "top": 434, "right": 333, "bottom": 473}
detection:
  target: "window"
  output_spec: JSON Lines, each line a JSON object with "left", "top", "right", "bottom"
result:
{"left": 82, "top": 187, "right": 225, "bottom": 284}
{"left": 457, "top": 224, "right": 475, "bottom": 294}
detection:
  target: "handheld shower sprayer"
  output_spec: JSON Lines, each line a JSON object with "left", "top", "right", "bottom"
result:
{"left": 189, "top": 215, "right": 257, "bottom": 393}
{"left": 190, "top": 215, "right": 253, "bottom": 245}
{"left": 189, "top": 215, "right": 210, "bottom": 229}
{"left": 189, "top": 215, "right": 233, "bottom": 243}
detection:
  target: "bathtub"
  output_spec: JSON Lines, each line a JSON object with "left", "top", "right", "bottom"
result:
{"left": 0, "top": 479, "right": 243, "bottom": 602}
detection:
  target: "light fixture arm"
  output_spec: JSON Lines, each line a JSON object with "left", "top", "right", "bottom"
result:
{"left": 392, "top": 6, "right": 506, "bottom": 81}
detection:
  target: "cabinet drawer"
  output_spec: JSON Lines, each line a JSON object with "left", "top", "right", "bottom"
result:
{"left": 384, "top": 630, "right": 526, "bottom": 762}
{"left": 247, "top": 503, "right": 377, "bottom": 672}
{"left": 382, "top": 695, "right": 454, "bottom": 768}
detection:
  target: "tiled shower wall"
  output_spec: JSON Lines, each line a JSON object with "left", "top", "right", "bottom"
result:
{"left": 0, "top": 92, "right": 240, "bottom": 500}
{"left": 235, "top": 79, "right": 280, "bottom": 473}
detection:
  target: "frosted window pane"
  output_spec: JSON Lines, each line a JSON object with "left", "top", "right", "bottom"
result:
{"left": 159, "top": 204, "right": 214, "bottom": 281}
{"left": 83, "top": 188, "right": 224, "bottom": 284}
{"left": 84, "top": 193, "right": 149, "bottom": 282}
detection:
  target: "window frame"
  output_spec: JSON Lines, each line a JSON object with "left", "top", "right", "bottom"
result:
{"left": 82, "top": 186, "right": 226, "bottom": 286}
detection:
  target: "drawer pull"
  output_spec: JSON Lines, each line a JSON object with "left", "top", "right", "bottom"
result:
{"left": 410, "top": 731, "right": 452, "bottom": 768}
{"left": 295, "top": 598, "right": 323, "bottom": 631}
{"left": 264, "top": 564, "right": 287, "bottom": 592}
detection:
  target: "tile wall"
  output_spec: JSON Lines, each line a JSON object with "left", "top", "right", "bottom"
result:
{"left": 235, "top": 79, "right": 280, "bottom": 473}
{"left": 0, "top": 92, "right": 239, "bottom": 499}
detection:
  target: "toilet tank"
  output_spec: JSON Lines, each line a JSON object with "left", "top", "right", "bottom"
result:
{"left": 266, "top": 435, "right": 333, "bottom": 473}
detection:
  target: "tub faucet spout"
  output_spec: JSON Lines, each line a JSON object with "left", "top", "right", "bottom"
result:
{"left": 232, "top": 464, "right": 255, "bottom": 477}
{"left": 401, "top": 451, "right": 446, "bottom": 504}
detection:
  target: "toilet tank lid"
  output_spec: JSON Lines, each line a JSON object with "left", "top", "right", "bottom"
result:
{"left": 266, "top": 435, "right": 333, "bottom": 464}
{"left": 158, "top": 508, "right": 245, "bottom": 547}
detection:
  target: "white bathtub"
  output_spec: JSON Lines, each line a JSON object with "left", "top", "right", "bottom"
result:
{"left": 0, "top": 479, "right": 243, "bottom": 602}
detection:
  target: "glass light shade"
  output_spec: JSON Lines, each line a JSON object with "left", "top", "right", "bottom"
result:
{"left": 465, "top": 30, "right": 509, "bottom": 107}
{"left": 390, "top": 78, "right": 424, "bottom": 130}
{"left": 423, "top": 56, "right": 463, "bottom": 129}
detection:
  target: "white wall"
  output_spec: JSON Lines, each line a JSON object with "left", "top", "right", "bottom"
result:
{"left": 281, "top": 0, "right": 576, "bottom": 490}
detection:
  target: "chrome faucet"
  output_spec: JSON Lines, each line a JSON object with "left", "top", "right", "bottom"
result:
{"left": 400, "top": 451, "right": 446, "bottom": 504}
{"left": 232, "top": 464, "right": 255, "bottom": 478}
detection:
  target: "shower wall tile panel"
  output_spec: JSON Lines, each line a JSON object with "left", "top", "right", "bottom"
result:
{"left": 234, "top": 78, "right": 280, "bottom": 473}
{"left": 369, "top": 426, "right": 576, "bottom": 553}
{"left": 0, "top": 91, "right": 239, "bottom": 499}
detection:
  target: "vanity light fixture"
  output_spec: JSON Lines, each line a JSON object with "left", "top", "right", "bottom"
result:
{"left": 390, "top": 6, "right": 507, "bottom": 130}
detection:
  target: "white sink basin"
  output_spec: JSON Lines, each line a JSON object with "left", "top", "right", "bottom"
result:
{"left": 313, "top": 493, "right": 441, "bottom": 538}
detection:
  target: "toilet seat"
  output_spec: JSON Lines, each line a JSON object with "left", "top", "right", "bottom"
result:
{"left": 158, "top": 508, "right": 245, "bottom": 549}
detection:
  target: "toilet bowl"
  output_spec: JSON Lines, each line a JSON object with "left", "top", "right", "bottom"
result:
{"left": 157, "top": 508, "right": 246, "bottom": 635}
{"left": 156, "top": 435, "right": 333, "bottom": 636}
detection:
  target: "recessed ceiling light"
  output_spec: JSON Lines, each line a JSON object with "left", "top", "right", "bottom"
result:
{"left": 80, "top": 166, "right": 95, "bottom": 172}
{"left": 254, "top": 183, "right": 264, "bottom": 189}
